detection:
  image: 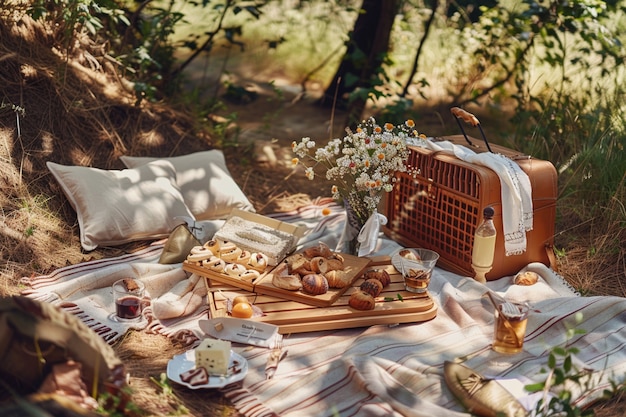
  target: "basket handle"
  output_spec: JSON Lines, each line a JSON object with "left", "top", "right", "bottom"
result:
{"left": 450, "top": 107, "right": 493, "bottom": 153}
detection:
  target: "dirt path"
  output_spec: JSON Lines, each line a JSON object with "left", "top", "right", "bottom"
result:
{"left": 219, "top": 80, "right": 348, "bottom": 212}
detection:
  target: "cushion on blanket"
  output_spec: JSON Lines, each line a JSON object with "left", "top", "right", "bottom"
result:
{"left": 120, "top": 150, "right": 255, "bottom": 220}
{"left": 47, "top": 160, "right": 193, "bottom": 251}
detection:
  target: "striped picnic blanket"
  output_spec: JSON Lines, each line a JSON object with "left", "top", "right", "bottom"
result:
{"left": 21, "top": 198, "right": 626, "bottom": 416}
{"left": 222, "top": 260, "right": 626, "bottom": 416}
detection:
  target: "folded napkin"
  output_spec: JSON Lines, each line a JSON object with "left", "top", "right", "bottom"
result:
{"left": 357, "top": 210, "right": 388, "bottom": 257}
{"left": 417, "top": 139, "right": 533, "bottom": 255}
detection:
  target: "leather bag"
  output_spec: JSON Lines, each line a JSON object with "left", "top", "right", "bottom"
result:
{"left": 159, "top": 223, "right": 201, "bottom": 264}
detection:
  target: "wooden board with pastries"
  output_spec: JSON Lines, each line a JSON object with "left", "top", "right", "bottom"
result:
{"left": 184, "top": 243, "right": 371, "bottom": 307}
{"left": 252, "top": 252, "right": 371, "bottom": 307}
{"left": 204, "top": 257, "right": 438, "bottom": 334}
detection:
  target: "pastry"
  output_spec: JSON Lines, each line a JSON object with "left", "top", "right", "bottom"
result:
{"left": 203, "top": 256, "right": 226, "bottom": 273}
{"left": 122, "top": 279, "right": 140, "bottom": 292}
{"left": 204, "top": 240, "right": 221, "bottom": 257}
{"left": 272, "top": 272, "right": 302, "bottom": 291}
{"left": 325, "top": 269, "right": 352, "bottom": 289}
{"left": 514, "top": 271, "right": 539, "bottom": 286}
{"left": 224, "top": 263, "right": 247, "bottom": 277}
{"left": 310, "top": 257, "right": 329, "bottom": 274}
{"left": 328, "top": 253, "right": 344, "bottom": 263}
{"left": 285, "top": 253, "right": 310, "bottom": 274}
{"left": 362, "top": 269, "right": 391, "bottom": 287}
{"left": 271, "top": 261, "right": 302, "bottom": 290}
{"left": 239, "top": 269, "right": 260, "bottom": 282}
{"left": 349, "top": 290, "right": 375, "bottom": 310}
{"left": 399, "top": 249, "right": 420, "bottom": 261}
{"left": 360, "top": 279, "right": 383, "bottom": 297}
{"left": 221, "top": 246, "right": 243, "bottom": 263}
{"left": 248, "top": 252, "right": 269, "bottom": 271}
{"left": 235, "top": 250, "right": 252, "bottom": 266}
{"left": 187, "top": 246, "right": 214, "bottom": 262}
{"left": 326, "top": 258, "right": 344, "bottom": 271}
{"left": 301, "top": 274, "right": 328, "bottom": 295}
{"left": 190, "top": 245, "right": 211, "bottom": 255}
{"left": 302, "top": 241, "right": 333, "bottom": 258}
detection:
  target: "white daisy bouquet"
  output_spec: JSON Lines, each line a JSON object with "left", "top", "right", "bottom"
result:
{"left": 292, "top": 117, "right": 425, "bottom": 254}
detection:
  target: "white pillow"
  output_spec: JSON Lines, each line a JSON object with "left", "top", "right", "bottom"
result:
{"left": 120, "top": 150, "right": 255, "bottom": 221}
{"left": 47, "top": 160, "right": 194, "bottom": 251}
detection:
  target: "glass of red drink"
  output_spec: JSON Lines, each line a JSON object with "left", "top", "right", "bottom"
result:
{"left": 112, "top": 278, "right": 145, "bottom": 322}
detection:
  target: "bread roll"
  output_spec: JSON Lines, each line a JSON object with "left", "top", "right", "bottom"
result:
{"left": 349, "top": 291, "right": 375, "bottom": 310}
{"left": 514, "top": 271, "right": 539, "bottom": 286}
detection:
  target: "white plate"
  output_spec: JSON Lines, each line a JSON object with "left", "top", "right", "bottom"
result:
{"left": 166, "top": 349, "right": 248, "bottom": 389}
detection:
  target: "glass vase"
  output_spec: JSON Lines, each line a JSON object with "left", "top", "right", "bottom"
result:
{"left": 338, "top": 199, "right": 367, "bottom": 256}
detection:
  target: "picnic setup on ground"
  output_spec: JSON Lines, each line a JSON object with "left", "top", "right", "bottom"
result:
{"left": 11, "top": 110, "right": 626, "bottom": 417}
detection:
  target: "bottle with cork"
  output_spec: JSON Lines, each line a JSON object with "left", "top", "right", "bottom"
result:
{"left": 472, "top": 206, "right": 497, "bottom": 283}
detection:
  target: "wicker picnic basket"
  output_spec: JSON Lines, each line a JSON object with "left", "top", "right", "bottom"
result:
{"left": 383, "top": 109, "right": 558, "bottom": 281}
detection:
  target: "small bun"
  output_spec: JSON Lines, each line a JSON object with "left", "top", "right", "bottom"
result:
{"left": 204, "top": 240, "right": 221, "bottom": 256}
{"left": 302, "top": 242, "right": 333, "bottom": 258}
{"left": 349, "top": 291, "right": 375, "bottom": 310}
{"left": 221, "top": 247, "right": 243, "bottom": 263}
{"left": 240, "top": 269, "right": 261, "bottom": 282}
{"left": 225, "top": 263, "right": 247, "bottom": 277}
{"left": 235, "top": 250, "right": 252, "bottom": 266}
{"left": 203, "top": 256, "right": 226, "bottom": 273}
{"left": 248, "top": 252, "right": 269, "bottom": 271}
{"left": 360, "top": 279, "right": 383, "bottom": 297}
{"left": 187, "top": 246, "right": 213, "bottom": 262}
{"left": 362, "top": 269, "right": 391, "bottom": 287}
{"left": 514, "top": 271, "right": 539, "bottom": 286}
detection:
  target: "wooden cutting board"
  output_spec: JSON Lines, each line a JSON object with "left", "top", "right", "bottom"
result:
{"left": 184, "top": 253, "right": 371, "bottom": 307}
{"left": 204, "top": 257, "right": 437, "bottom": 334}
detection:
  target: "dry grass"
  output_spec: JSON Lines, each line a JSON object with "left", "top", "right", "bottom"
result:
{"left": 1, "top": 12, "right": 625, "bottom": 417}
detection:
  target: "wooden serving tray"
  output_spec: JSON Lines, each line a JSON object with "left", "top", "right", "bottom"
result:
{"left": 184, "top": 253, "right": 371, "bottom": 307}
{"left": 204, "top": 257, "right": 437, "bottom": 334}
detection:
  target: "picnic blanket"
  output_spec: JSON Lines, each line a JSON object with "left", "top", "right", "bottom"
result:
{"left": 20, "top": 198, "right": 626, "bottom": 416}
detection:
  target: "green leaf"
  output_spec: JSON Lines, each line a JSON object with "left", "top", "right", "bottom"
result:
{"left": 524, "top": 382, "right": 545, "bottom": 393}
{"left": 548, "top": 353, "right": 556, "bottom": 368}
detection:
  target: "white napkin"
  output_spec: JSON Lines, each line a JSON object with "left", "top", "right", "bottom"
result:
{"left": 415, "top": 139, "right": 533, "bottom": 255}
{"left": 357, "top": 210, "right": 388, "bottom": 257}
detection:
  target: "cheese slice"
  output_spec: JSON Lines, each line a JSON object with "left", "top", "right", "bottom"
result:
{"left": 195, "top": 338, "right": 231, "bottom": 376}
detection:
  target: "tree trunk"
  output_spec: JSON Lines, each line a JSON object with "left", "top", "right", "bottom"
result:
{"left": 319, "top": 0, "right": 398, "bottom": 127}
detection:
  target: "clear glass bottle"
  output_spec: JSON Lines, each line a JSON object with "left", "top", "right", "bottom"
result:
{"left": 472, "top": 206, "right": 497, "bottom": 283}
